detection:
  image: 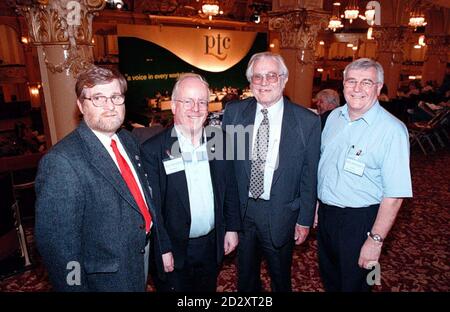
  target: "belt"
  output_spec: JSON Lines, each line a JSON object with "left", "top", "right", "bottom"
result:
{"left": 189, "top": 228, "right": 215, "bottom": 240}
{"left": 319, "top": 200, "right": 380, "bottom": 210}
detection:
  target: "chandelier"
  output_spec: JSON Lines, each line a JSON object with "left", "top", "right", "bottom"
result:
{"left": 200, "top": 0, "right": 223, "bottom": 21}
{"left": 328, "top": 2, "right": 378, "bottom": 34}
{"left": 408, "top": 9, "right": 427, "bottom": 29}
{"left": 327, "top": 2, "right": 343, "bottom": 32}
{"left": 344, "top": 0, "right": 359, "bottom": 23}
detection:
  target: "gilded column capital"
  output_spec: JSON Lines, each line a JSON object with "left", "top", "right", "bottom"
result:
{"left": 16, "top": 0, "right": 105, "bottom": 45}
{"left": 269, "top": 9, "right": 328, "bottom": 65}
{"left": 15, "top": 0, "right": 105, "bottom": 76}
{"left": 373, "top": 26, "right": 412, "bottom": 64}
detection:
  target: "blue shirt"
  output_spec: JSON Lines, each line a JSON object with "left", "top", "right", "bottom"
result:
{"left": 318, "top": 101, "right": 413, "bottom": 208}
{"left": 175, "top": 126, "right": 215, "bottom": 238}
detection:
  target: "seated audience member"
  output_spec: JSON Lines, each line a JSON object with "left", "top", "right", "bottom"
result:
{"left": 315, "top": 88, "right": 340, "bottom": 130}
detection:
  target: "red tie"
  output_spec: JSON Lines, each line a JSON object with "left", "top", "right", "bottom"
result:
{"left": 111, "top": 139, "right": 152, "bottom": 232}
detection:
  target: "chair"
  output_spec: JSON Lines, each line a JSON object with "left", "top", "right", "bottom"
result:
{"left": 0, "top": 172, "right": 32, "bottom": 279}
{"left": 409, "top": 109, "right": 450, "bottom": 155}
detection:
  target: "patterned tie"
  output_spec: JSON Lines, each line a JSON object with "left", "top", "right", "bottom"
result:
{"left": 111, "top": 139, "right": 152, "bottom": 232}
{"left": 249, "top": 108, "right": 269, "bottom": 199}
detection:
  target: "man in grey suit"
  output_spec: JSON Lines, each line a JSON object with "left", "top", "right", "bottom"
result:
{"left": 222, "top": 52, "right": 321, "bottom": 291}
{"left": 35, "top": 66, "right": 162, "bottom": 291}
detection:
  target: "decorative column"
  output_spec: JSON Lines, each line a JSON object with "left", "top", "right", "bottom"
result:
{"left": 421, "top": 35, "right": 448, "bottom": 86}
{"left": 269, "top": 9, "right": 328, "bottom": 107}
{"left": 374, "top": 26, "right": 411, "bottom": 99}
{"left": 16, "top": 0, "right": 105, "bottom": 145}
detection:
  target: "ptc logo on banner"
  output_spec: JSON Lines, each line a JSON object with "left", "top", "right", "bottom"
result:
{"left": 204, "top": 34, "right": 231, "bottom": 61}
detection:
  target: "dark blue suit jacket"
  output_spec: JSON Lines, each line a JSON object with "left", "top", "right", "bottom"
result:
{"left": 141, "top": 126, "right": 241, "bottom": 272}
{"left": 35, "top": 121, "right": 162, "bottom": 291}
{"left": 222, "top": 97, "right": 321, "bottom": 247}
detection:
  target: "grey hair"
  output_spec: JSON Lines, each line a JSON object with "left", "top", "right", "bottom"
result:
{"left": 171, "top": 73, "right": 210, "bottom": 101}
{"left": 245, "top": 52, "right": 289, "bottom": 83}
{"left": 315, "top": 89, "right": 340, "bottom": 107}
{"left": 343, "top": 58, "right": 384, "bottom": 84}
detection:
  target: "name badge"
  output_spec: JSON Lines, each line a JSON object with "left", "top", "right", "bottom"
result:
{"left": 344, "top": 158, "right": 365, "bottom": 176}
{"left": 163, "top": 157, "right": 184, "bottom": 175}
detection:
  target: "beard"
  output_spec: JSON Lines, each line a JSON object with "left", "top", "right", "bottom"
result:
{"left": 84, "top": 111, "right": 124, "bottom": 134}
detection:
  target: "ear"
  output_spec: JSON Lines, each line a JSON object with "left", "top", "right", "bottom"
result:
{"left": 376, "top": 83, "right": 383, "bottom": 96}
{"left": 282, "top": 76, "right": 289, "bottom": 88}
{"left": 170, "top": 101, "right": 177, "bottom": 115}
{"left": 77, "top": 99, "right": 84, "bottom": 114}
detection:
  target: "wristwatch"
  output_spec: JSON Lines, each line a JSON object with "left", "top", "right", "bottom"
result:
{"left": 367, "top": 231, "right": 384, "bottom": 243}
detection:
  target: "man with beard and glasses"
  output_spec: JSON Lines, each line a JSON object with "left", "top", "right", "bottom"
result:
{"left": 35, "top": 66, "right": 164, "bottom": 291}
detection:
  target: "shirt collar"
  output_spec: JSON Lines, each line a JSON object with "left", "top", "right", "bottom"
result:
{"left": 256, "top": 97, "right": 283, "bottom": 117}
{"left": 174, "top": 125, "right": 206, "bottom": 152}
{"left": 339, "top": 100, "right": 381, "bottom": 125}
{"left": 92, "top": 129, "right": 119, "bottom": 147}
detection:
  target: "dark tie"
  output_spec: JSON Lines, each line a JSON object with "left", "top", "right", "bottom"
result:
{"left": 249, "top": 108, "right": 269, "bottom": 199}
{"left": 111, "top": 139, "right": 152, "bottom": 232}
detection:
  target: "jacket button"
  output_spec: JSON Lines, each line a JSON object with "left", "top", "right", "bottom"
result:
{"left": 139, "top": 224, "right": 145, "bottom": 229}
{"left": 140, "top": 249, "right": 145, "bottom": 254}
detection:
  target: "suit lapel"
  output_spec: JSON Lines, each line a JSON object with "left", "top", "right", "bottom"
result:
{"left": 271, "top": 99, "right": 300, "bottom": 187}
{"left": 206, "top": 131, "right": 220, "bottom": 217}
{"left": 163, "top": 127, "right": 191, "bottom": 215}
{"left": 76, "top": 122, "right": 141, "bottom": 214}
{"left": 240, "top": 99, "right": 257, "bottom": 179}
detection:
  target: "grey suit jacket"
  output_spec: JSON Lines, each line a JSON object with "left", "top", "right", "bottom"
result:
{"left": 35, "top": 121, "right": 162, "bottom": 291}
{"left": 222, "top": 97, "right": 321, "bottom": 247}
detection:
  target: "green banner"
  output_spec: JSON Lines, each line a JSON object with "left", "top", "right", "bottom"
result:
{"left": 118, "top": 33, "right": 267, "bottom": 114}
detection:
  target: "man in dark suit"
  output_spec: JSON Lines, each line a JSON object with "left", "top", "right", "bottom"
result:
{"left": 222, "top": 52, "right": 321, "bottom": 292}
{"left": 35, "top": 66, "right": 162, "bottom": 291}
{"left": 142, "top": 73, "right": 241, "bottom": 292}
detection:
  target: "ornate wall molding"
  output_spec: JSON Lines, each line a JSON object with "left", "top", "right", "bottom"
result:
{"left": 269, "top": 9, "right": 328, "bottom": 65}
{"left": 424, "top": 34, "right": 449, "bottom": 63}
{"left": 0, "top": 64, "right": 28, "bottom": 83}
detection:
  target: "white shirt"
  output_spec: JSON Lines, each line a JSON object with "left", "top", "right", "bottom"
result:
{"left": 249, "top": 98, "right": 284, "bottom": 200}
{"left": 175, "top": 126, "right": 215, "bottom": 238}
{"left": 92, "top": 130, "right": 150, "bottom": 220}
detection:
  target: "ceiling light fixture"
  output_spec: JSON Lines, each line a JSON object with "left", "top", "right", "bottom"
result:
{"left": 200, "top": 0, "right": 222, "bottom": 21}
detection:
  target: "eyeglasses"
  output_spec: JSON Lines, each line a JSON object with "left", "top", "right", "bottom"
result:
{"left": 84, "top": 94, "right": 125, "bottom": 107}
{"left": 175, "top": 98, "right": 209, "bottom": 110}
{"left": 344, "top": 79, "right": 379, "bottom": 89}
{"left": 251, "top": 72, "right": 284, "bottom": 85}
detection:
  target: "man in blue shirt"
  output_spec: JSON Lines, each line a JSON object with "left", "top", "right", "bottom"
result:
{"left": 317, "top": 58, "right": 413, "bottom": 292}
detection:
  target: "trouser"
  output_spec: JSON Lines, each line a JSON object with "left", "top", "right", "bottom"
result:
{"left": 317, "top": 201, "right": 379, "bottom": 292}
{"left": 162, "top": 229, "right": 218, "bottom": 292}
{"left": 238, "top": 198, "right": 294, "bottom": 292}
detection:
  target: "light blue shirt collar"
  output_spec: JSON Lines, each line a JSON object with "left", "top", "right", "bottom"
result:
{"left": 339, "top": 101, "right": 381, "bottom": 125}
